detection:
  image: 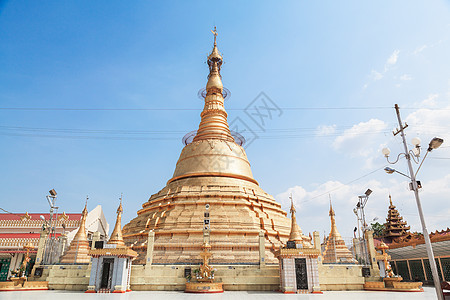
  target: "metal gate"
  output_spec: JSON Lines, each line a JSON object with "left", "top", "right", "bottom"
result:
{"left": 295, "top": 258, "right": 308, "bottom": 290}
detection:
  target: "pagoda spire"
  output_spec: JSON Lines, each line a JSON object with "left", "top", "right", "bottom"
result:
{"left": 193, "top": 27, "right": 234, "bottom": 143}
{"left": 108, "top": 195, "right": 125, "bottom": 247}
{"left": 288, "top": 194, "right": 303, "bottom": 243}
{"left": 71, "top": 200, "right": 88, "bottom": 243}
{"left": 60, "top": 199, "right": 90, "bottom": 264}
{"left": 329, "top": 198, "right": 338, "bottom": 236}
{"left": 382, "top": 194, "right": 411, "bottom": 242}
{"left": 322, "top": 197, "right": 355, "bottom": 264}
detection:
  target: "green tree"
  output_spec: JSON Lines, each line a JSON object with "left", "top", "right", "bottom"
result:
{"left": 371, "top": 222, "right": 385, "bottom": 237}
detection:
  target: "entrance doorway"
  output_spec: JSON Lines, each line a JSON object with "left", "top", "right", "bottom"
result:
{"left": 295, "top": 258, "right": 308, "bottom": 290}
{"left": 100, "top": 258, "right": 114, "bottom": 290}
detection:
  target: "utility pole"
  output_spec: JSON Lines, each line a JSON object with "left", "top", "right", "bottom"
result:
{"left": 394, "top": 104, "right": 442, "bottom": 300}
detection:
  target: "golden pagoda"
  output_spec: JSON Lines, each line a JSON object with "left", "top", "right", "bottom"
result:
{"left": 288, "top": 196, "right": 313, "bottom": 247}
{"left": 108, "top": 199, "right": 126, "bottom": 247}
{"left": 60, "top": 203, "right": 91, "bottom": 264}
{"left": 322, "top": 200, "right": 355, "bottom": 264}
{"left": 122, "top": 28, "right": 292, "bottom": 264}
{"left": 382, "top": 195, "right": 411, "bottom": 243}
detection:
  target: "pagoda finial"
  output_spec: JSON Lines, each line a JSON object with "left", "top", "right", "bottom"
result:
{"left": 288, "top": 194, "right": 303, "bottom": 243}
{"left": 289, "top": 193, "right": 296, "bottom": 214}
{"left": 192, "top": 27, "right": 233, "bottom": 143}
{"left": 329, "top": 195, "right": 337, "bottom": 235}
{"left": 108, "top": 195, "right": 125, "bottom": 247}
{"left": 389, "top": 194, "right": 393, "bottom": 206}
{"left": 329, "top": 195, "right": 335, "bottom": 217}
{"left": 211, "top": 26, "right": 218, "bottom": 46}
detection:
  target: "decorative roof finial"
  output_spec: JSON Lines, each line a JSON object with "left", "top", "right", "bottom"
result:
{"left": 288, "top": 194, "right": 303, "bottom": 243}
{"left": 329, "top": 194, "right": 335, "bottom": 217}
{"left": 389, "top": 194, "right": 393, "bottom": 206}
{"left": 211, "top": 26, "right": 218, "bottom": 46}
{"left": 108, "top": 195, "right": 125, "bottom": 247}
{"left": 192, "top": 27, "right": 233, "bottom": 143}
{"left": 289, "top": 193, "right": 296, "bottom": 214}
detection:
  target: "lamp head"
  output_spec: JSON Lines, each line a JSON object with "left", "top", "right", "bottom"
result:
{"left": 411, "top": 137, "right": 421, "bottom": 147}
{"left": 428, "top": 137, "right": 444, "bottom": 151}
{"left": 384, "top": 167, "right": 395, "bottom": 174}
{"left": 365, "top": 189, "right": 372, "bottom": 196}
{"left": 382, "top": 147, "right": 391, "bottom": 157}
{"left": 49, "top": 189, "right": 57, "bottom": 197}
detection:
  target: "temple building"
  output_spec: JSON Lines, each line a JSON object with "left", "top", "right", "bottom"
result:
{"left": 87, "top": 202, "right": 137, "bottom": 293}
{"left": 276, "top": 199, "right": 321, "bottom": 294}
{"left": 374, "top": 195, "right": 450, "bottom": 284}
{"left": 0, "top": 206, "right": 108, "bottom": 281}
{"left": 381, "top": 195, "right": 411, "bottom": 243}
{"left": 322, "top": 201, "right": 356, "bottom": 264}
{"left": 122, "top": 28, "right": 292, "bottom": 265}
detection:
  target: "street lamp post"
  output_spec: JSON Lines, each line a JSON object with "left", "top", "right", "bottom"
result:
{"left": 43, "top": 189, "right": 58, "bottom": 264}
{"left": 383, "top": 104, "right": 443, "bottom": 300}
{"left": 354, "top": 189, "right": 372, "bottom": 266}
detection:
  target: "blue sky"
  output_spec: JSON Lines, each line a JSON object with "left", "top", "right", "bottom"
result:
{"left": 1, "top": 1, "right": 449, "bottom": 240}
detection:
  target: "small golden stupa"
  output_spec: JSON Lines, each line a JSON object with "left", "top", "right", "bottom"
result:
{"left": 288, "top": 197, "right": 313, "bottom": 247}
{"left": 60, "top": 203, "right": 90, "bottom": 264}
{"left": 108, "top": 201, "right": 125, "bottom": 247}
{"left": 322, "top": 200, "right": 355, "bottom": 264}
{"left": 122, "top": 28, "right": 292, "bottom": 264}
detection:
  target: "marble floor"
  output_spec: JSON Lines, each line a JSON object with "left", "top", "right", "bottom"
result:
{"left": 0, "top": 287, "right": 439, "bottom": 300}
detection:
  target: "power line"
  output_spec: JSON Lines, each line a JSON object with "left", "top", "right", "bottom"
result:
{"left": 0, "top": 207, "right": 25, "bottom": 218}
{"left": 0, "top": 106, "right": 394, "bottom": 111}
{"left": 0, "top": 106, "right": 449, "bottom": 112}
{"left": 298, "top": 166, "right": 386, "bottom": 204}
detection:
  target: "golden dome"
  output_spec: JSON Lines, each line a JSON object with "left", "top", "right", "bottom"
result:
{"left": 169, "top": 139, "right": 257, "bottom": 185}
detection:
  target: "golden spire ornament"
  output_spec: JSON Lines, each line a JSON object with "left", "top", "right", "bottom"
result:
{"left": 193, "top": 26, "right": 233, "bottom": 143}
{"left": 108, "top": 194, "right": 125, "bottom": 247}
{"left": 288, "top": 194, "right": 303, "bottom": 243}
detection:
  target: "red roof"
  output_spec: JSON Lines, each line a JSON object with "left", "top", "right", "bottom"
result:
{"left": 0, "top": 233, "right": 41, "bottom": 239}
{"left": 0, "top": 213, "right": 82, "bottom": 221}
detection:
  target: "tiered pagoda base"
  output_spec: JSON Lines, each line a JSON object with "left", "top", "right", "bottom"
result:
{"left": 123, "top": 176, "right": 292, "bottom": 265}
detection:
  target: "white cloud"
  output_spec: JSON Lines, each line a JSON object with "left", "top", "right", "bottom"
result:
{"left": 405, "top": 101, "right": 450, "bottom": 138}
{"left": 418, "top": 93, "right": 439, "bottom": 107}
{"left": 399, "top": 74, "right": 412, "bottom": 81}
{"left": 386, "top": 49, "right": 400, "bottom": 67}
{"left": 316, "top": 124, "right": 336, "bottom": 136}
{"left": 364, "top": 49, "right": 400, "bottom": 88}
{"left": 413, "top": 44, "right": 427, "bottom": 55}
{"left": 370, "top": 70, "right": 383, "bottom": 81}
{"left": 333, "top": 119, "right": 388, "bottom": 153}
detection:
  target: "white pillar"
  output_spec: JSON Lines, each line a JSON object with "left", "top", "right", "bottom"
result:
{"left": 259, "top": 231, "right": 265, "bottom": 268}
{"left": 145, "top": 231, "right": 155, "bottom": 267}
